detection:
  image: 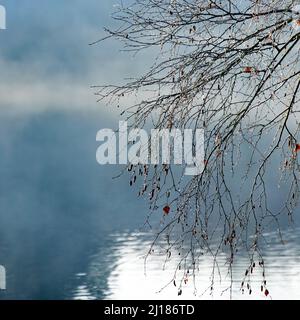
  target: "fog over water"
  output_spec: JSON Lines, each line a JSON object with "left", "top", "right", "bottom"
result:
{"left": 0, "top": 0, "right": 299, "bottom": 300}
{"left": 0, "top": 111, "right": 298, "bottom": 300}
{"left": 0, "top": 111, "right": 147, "bottom": 299}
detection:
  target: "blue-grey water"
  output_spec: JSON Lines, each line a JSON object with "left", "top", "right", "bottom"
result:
{"left": 0, "top": 112, "right": 299, "bottom": 300}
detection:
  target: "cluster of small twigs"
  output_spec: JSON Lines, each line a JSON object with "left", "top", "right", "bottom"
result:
{"left": 95, "top": 0, "right": 300, "bottom": 297}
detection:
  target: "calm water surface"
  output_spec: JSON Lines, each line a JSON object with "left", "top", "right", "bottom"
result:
{"left": 0, "top": 113, "right": 299, "bottom": 300}
{"left": 69, "top": 229, "right": 300, "bottom": 300}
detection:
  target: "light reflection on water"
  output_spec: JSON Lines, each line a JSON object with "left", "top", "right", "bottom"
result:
{"left": 71, "top": 228, "right": 300, "bottom": 300}
{"left": 0, "top": 113, "right": 298, "bottom": 300}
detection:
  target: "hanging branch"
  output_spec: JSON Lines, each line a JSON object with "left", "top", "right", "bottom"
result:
{"left": 95, "top": 0, "right": 300, "bottom": 297}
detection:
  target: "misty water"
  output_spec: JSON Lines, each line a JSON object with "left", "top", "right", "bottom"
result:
{"left": 0, "top": 112, "right": 299, "bottom": 300}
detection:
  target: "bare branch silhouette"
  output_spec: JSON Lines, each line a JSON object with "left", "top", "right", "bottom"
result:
{"left": 95, "top": 0, "right": 300, "bottom": 297}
